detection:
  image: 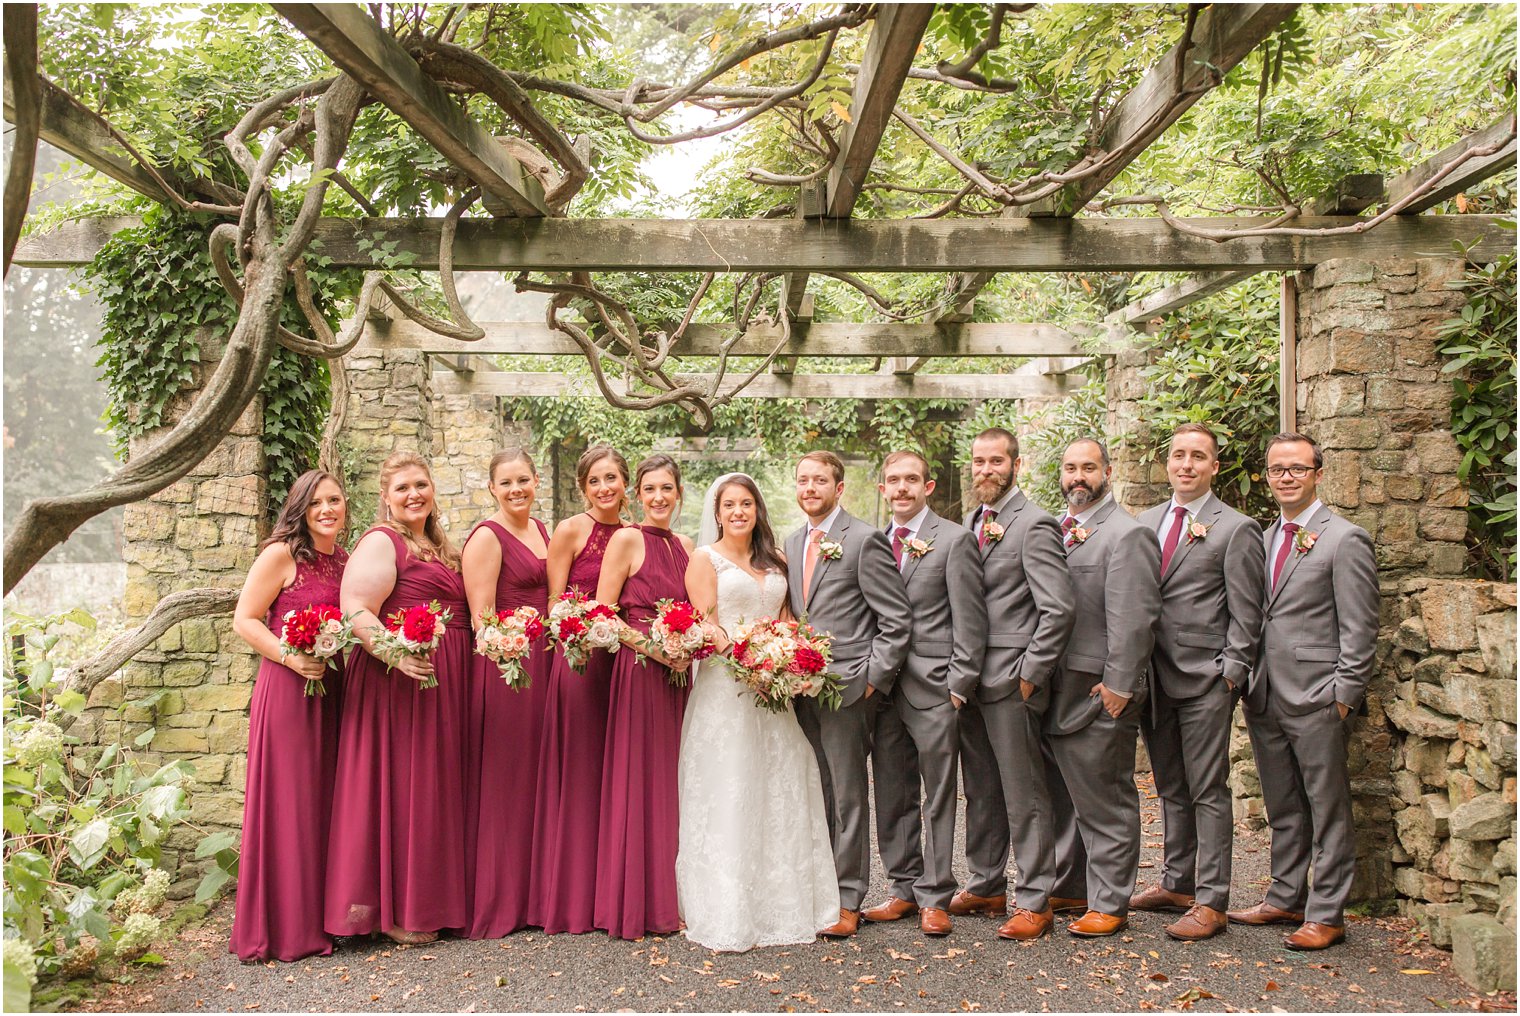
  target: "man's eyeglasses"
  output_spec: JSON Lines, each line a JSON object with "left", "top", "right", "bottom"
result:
{"left": 1266, "top": 465, "right": 1315, "bottom": 479}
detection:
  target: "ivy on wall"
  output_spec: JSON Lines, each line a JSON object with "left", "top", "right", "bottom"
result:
{"left": 83, "top": 210, "right": 354, "bottom": 514}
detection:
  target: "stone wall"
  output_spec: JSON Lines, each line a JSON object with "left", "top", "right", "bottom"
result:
{"left": 337, "top": 346, "right": 435, "bottom": 530}
{"left": 1105, "top": 346, "right": 1170, "bottom": 512}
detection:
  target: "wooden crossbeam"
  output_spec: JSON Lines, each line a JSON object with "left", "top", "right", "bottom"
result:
{"left": 367, "top": 319, "right": 1106, "bottom": 358}
{"left": 432, "top": 370, "right": 1080, "bottom": 401}
{"left": 1385, "top": 114, "right": 1517, "bottom": 215}
{"left": 941, "top": 3, "right": 1297, "bottom": 315}
{"left": 273, "top": 3, "right": 548, "bottom": 217}
{"left": 1108, "top": 271, "right": 1258, "bottom": 326}
{"left": 2, "top": 69, "right": 192, "bottom": 205}
{"left": 16, "top": 214, "right": 1511, "bottom": 271}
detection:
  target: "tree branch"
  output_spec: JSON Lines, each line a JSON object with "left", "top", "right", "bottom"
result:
{"left": 2, "top": 4, "right": 40, "bottom": 277}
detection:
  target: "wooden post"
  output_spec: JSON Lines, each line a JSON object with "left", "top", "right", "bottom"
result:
{"left": 1279, "top": 273, "right": 1298, "bottom": 433}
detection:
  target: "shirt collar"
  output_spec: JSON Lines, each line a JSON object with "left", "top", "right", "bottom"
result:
{"left": 1279, "top": 498, "right": 1323, "bottom": 529}
{"left": 1168, "top": 490, "right": 1213, "bottom": 517}
{"left": 809, "top": 504, "right": 844, "bottom": 536}
{"left": 891, "top": 504, "right": 930, "bottom": 536}
{"left": 1068, "top": 491, "right": 1113, "bottom": 528}
{"left": 981, "top": 484, "right": 1021, "bottom": 518}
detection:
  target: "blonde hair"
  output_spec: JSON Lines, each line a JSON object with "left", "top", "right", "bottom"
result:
{"left": 377, "top": 451, "right": 461, "bottom": 570}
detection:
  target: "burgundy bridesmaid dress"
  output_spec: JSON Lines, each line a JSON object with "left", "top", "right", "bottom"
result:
{"left": 526, "top": 515, "right": 624, "bottom": 934}
{"left": 230, "top": 549, "right": 347, "bottom": 962}
{"left": 594, "top": 525, "right": 692, "bottom": 940}
{"left": 463, "top": 518, "right": 553, "bottom": 938}
{"left": 324, "top": 527, "right": 472, "bottom": 938}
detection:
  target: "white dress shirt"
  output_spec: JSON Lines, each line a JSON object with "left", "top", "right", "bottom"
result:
{"left": 808, "top": 504, "right": 845, "bottom": 541}
{"left": 1268, "top": 498, "right": 1324, "bottom": 580}
{"left": 887, "top": 504, "right": 930, "bottom": 570}
{"left": 1156, "top": 490, "right": 1213, "bottom": 547}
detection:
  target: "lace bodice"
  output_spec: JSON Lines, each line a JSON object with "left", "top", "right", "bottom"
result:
{"left": 268, "top": 548, "right": 347, "bottom": 624}
{"left": 700, "top": 547, "right": 788, "bottom": 629}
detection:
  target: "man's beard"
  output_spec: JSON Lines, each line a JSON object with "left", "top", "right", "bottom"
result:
{"left": 972, "top": 470, "right": 1013, "bottom": 505}
{"left": 1062, "top": 478, "right": 1109, "bottom": 510}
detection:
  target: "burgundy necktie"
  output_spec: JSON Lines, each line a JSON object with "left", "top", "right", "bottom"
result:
{"left": 1061, "top": 515, "right": 1076, "bottom": 535}
{"left": 1271, "top": 522, "right": 1301, "bottom": 589}
{"left": 892, "top": 526, "right": 911, "bottom": 567}
{"left": 978, "top": 508, "right": 998, "bottom": 548}
{"left": 1159, "top": 504, "right": 1188, "bottom": 574}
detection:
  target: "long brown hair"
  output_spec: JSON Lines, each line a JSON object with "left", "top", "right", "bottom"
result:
{"left": 714, "top": 474, "right": 785, "bottom": 575}
{"left": 576, "top": 443, "right": 630, "bottom": 515}
{"left": 377, "top": 451, "right": 461, "bottom": 570}
{"left": 261, "top": 469, "right": 347, "bottom": 564}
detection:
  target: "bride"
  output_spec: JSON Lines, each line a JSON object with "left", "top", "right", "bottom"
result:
{"left": 677, "top": 473, "right": 840, "bottom": 951}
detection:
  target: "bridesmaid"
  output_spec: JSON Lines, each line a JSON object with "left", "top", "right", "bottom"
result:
{"left": 527, "top": 444, "right": 631, "bottom": 934}
{"left": 230, "top": 470, "right": 348, "bottom": 962}
{"left": 594, "top": 454, "right": 695, "bottom": 940}
{"left": 461, "top": 448, "right": 552, "bottom": 938}
{"left": 325, "top": 451, "right": 471, "bottom": 945}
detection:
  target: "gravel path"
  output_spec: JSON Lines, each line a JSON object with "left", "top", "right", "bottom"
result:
{"left": 74, "top": 775, "right": 1513, "bottom": 1014}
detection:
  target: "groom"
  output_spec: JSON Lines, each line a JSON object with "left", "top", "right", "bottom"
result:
{"left": 788, "top": 450, "right": 912, "bottom": 938}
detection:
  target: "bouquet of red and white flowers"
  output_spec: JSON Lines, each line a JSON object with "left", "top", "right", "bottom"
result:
{"left": 547, "top": 591, "right": 621, "bottom": 673}
{"left": 475, "top": 605, "right": 545, "bottom": 689}
{"left": 373, "top": 600, "right": 453, "bottom": 688}
{"left": 278, "top": 604, "right": 355, "bottom": 696}
{"left": 642, "top": 599, "right": 717, "bottom": 688}
{"left": 723, "top": 617, "right": 842, "bottom": 713}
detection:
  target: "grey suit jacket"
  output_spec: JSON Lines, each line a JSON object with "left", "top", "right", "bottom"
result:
{"left": 964, "top": 492, "right": 1075, "bottom": 705}
{"left": 890, "top": 510, "right": 988, "bottom": 708}
{"left": 786, "top": 509, "right": 912, "bottom": 708}
{"left": 1048, "top": 498, "right": 1162, "bottom": 735}
{"left": 1250, "top": 504, "right": 1379, "bottom": 715}
{"left": 1138, "top": 495, "right": 1266, "bottom": 700}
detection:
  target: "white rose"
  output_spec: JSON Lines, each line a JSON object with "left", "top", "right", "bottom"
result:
{"left": 586, "top": 619, "right": 619, "bottom": 648}
{"left": 313, "top": 632, "right": 341, "bottom": 658}
{"left": 549, "top": 599, "right": 576, "bottom": 621}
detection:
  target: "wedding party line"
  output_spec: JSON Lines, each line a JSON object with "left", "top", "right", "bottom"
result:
{"left": 227, "top": 421, "right": 1376, "bottom": 964}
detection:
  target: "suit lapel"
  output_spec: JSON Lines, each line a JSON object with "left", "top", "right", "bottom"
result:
{"left": 1267, "top": 505, "right": 1331, "bottom": 606}
{"left": 805, "top": 511, "right": 848, "bottom": 606}
{"left": 1161, "top": 498, "right": 1222, "bottom": 585}
{"left": 901, "top": 511, "right": 938, "bottom": 585}
{"left": 980, "top": 492, "right": 1024, "bottom": 562}
{"left": 1064, "top": 498, "right": 1116, "bottom": 558}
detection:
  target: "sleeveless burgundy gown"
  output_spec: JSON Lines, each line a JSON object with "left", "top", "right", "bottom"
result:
{"left": 463, "top": 518, "right": 553, "bottom": 938}
{"left": 527, "top": 515, "right": 623, "bottom": 934}
{"left": 230, "top": 548, "right": 346, "bottom": 962}
{"left": 594, "top": 525, "right": 692, "bottom": 940}
{"left": 324, "top": 527, "right": 471, "bottom": 937}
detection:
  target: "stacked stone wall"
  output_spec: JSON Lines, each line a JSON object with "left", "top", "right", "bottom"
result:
{"left": 1105, "top": 346, "right": 1171, "bottom": 512}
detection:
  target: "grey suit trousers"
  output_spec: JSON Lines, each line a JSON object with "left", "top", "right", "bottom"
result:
{"left": 956, "top": 700, "right": 1012, "bottom": 897}
{"left": 978, "top": 691, "right": 1057, "bottom": 910}
{"left": 1140, "top": 680, "right": 1237, "bottom": 909}
{"left": 797, "top": 693, "right": 875, "bottom": 911}
{"left": 1043, "top": 702, "right": 1142, "bottom": 916}
{"left": 872, "top": 692, "right": 959, "bottom": 908}
{"left": 1245, "top": 695, "right": 1356, "bottom": 925}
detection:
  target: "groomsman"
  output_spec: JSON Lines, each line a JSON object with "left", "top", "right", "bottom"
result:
{"left": 1044, "top": 437, "right": 1161, "bottom": 937}
{"left": 787, "top": 450, "right": 912, "bottom": 938}
{"left": 1132, "top": 423, "right": 1265, "bottom": 940}
{"left": 862, "top": 451, "right": 987, "bottom": 937}
{"left": 953, "top": 428, "right": 1075, "bottom": 941}
{"left": 1228, "top": 433, "right": 1378, "bottom": 950}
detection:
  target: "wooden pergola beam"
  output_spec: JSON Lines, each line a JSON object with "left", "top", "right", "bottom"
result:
{"left": 1386, "top": 114, "right": 1517, "bottom": 215}
{"left": 433, "top": 370, "right": 1081, "bottom": 401}
{"left": 273, "top": 3, "right": 548, "bottom": 217}
{"left": 17, "top": 213, "right": 1509, "bottom": 272}
{"left": 368, "top": 319, "right": 1108, "bottom": 358}
{"left": 1108, "top": 271, "right": 1258, "bottom": 326}
{"left": 941, "top": 3, "right": 1298, "bottom": 314}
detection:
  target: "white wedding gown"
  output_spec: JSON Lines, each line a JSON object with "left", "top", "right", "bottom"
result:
{"left": 676, "top": 547, "right": 840, "bottom": 951}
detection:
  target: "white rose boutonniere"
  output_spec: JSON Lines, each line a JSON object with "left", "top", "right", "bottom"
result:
{"left": 818, "top": 538, "right": 843, "bottom": 561}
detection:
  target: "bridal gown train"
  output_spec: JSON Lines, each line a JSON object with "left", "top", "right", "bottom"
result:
{"left": 675, "top": 547, "right": 840, "bottom": 952}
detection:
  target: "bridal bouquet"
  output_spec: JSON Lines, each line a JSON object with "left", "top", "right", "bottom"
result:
{"left": 373, "top": 600, "right": 452, "bottom": 688}
{"left": 278, "top": 604, "right": 355, "bottom": 697}
{"left": 723, "top": 617, "right": 842, "bottom": 713}
{"left": 548, "top": 591, "right": 620, "bottom": 673}
{"left": 475, "top": 605, "right": 546, "bottom": 689}
{"left": 643, "top": 599, "right": 717, "bottom": 689}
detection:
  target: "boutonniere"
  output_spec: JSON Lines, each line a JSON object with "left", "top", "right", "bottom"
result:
{"left": 1065, "top": 526, "right": 1091, "bottom": 548}
{"left": 982, "top": 521, "right": 1005, "bottom": 544}
{"left": 904, "top": 537, "right": 933, "bottom": 559}
{"left": 818, "top": 538, "right": 843, "bottom": 561}
{"left": 1294, "top": 529, "right": 1319, "bottom": 554}
{"left": 1185, "top": 516, "right": 1210, "bottom": 543}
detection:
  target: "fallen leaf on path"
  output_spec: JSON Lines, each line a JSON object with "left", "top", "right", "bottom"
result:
{"left": 1400, "top": 969, "right": 1435, "bottom": 975}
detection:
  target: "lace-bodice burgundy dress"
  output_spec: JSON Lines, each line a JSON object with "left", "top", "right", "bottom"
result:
{"left": 594, "top": 525, "right": 691, "bottom": 940}
{"left": 324, "top": 527, "right": 472, "bottom": 938}
{"left": 527, "top": 515, "right": 625, "bottom": 934}
{"left": 231, "top": 548, "right": 347, "bottom": 962}
{"left": 463, "top": 517, "right": 552, "bottom": 938}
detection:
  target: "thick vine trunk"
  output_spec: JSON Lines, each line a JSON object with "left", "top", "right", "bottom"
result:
{"left": 3, "top": 5, "right": 41, "bottom": 277}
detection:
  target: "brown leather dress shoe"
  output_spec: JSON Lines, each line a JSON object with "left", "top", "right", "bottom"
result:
{"left": 1226, "top": 901, "right": 1305, "bottom": 926}
{"left": 919, "top": 908, "right": 952, "bottom": 936}
{"left": 819, "top": 909, "right": 860, "bottom": 938}
{"left": 861, "top": 897, "right": 919, "bottom": 922}
{"left": 948, "top": 890, "right": 1007, "bottom": 917}
{"left": 1285, "top": 921, "right": 1345, "bottom": 950}
{"left": 1165, "top": 904, "right": 1227, "bottom": 941}
{"left": 1067, "top": 910, "right": 1128, "bottom": 937}
{"left": 1049, "top": 896, "right": 1088, "bottom": 913}
{"left": 997, "top": 907, "right": 1054, "bottom": 941}
{"left": 1129, "top": 885, "right": 1196, "bottom": 912}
